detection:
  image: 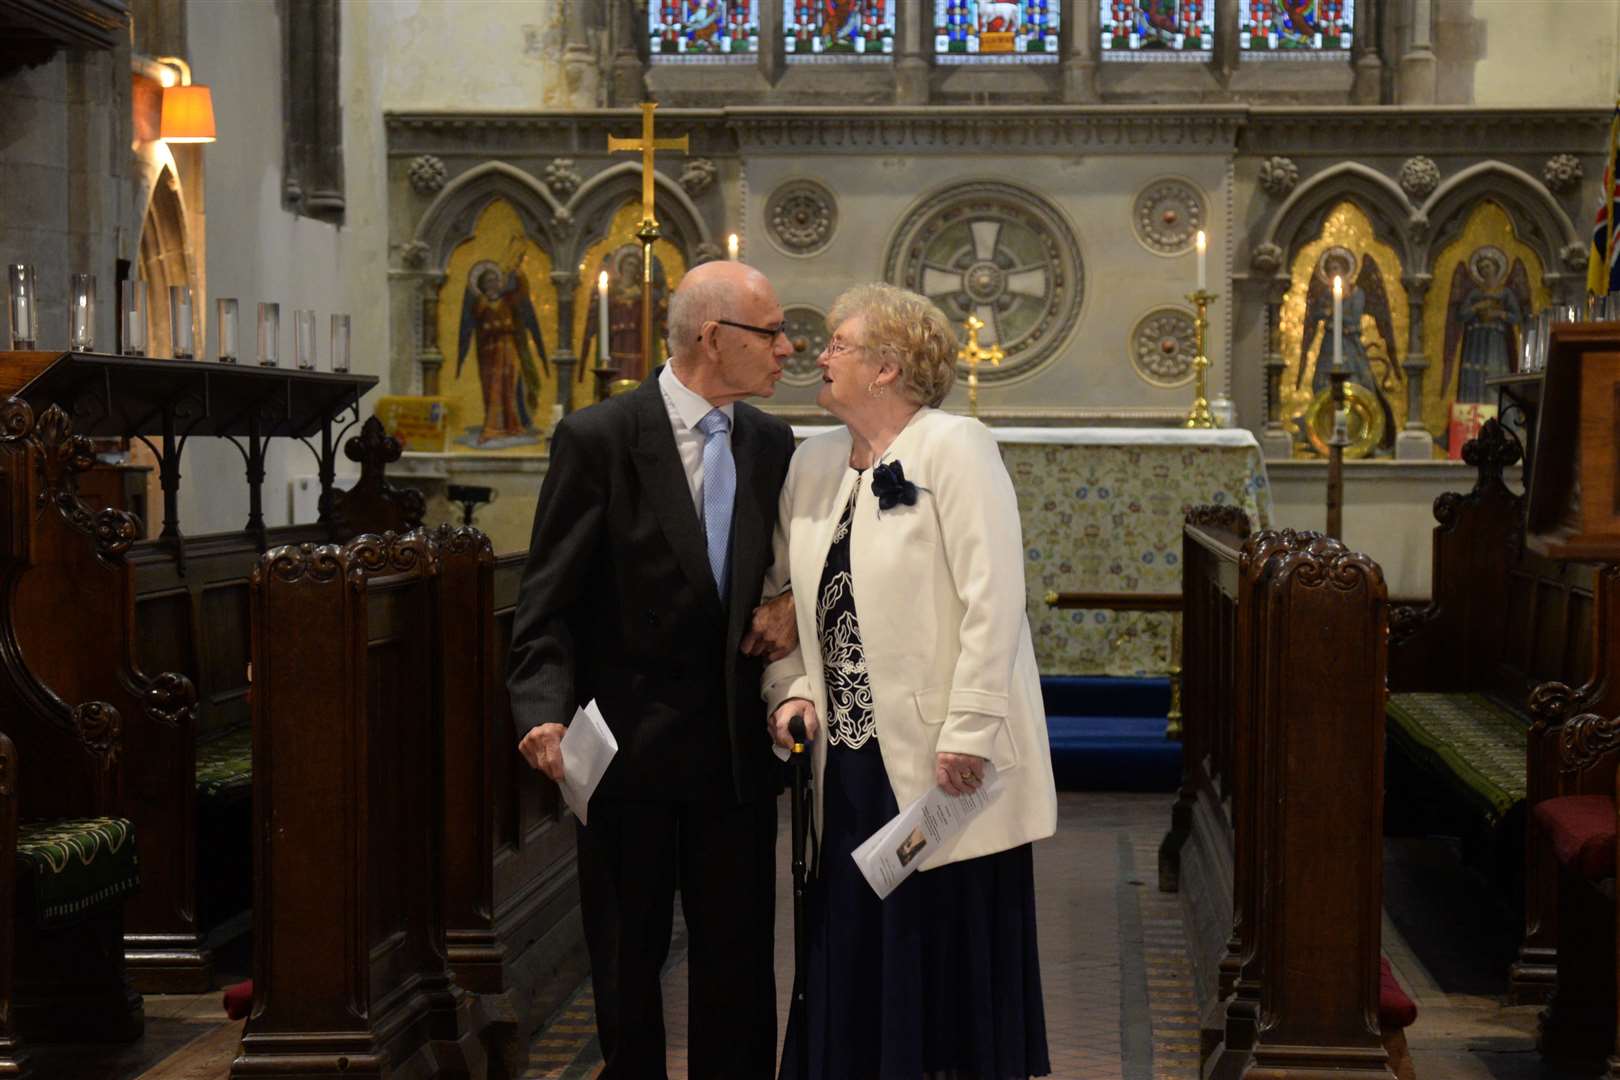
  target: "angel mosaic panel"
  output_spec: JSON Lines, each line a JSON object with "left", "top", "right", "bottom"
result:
{"left": 436, "top": 199, "right": 557, "bottom": 454}
{"left": 1099, "top": 0, "right": 1213, "bottom": 57}
{"left": 1278, "top": 200, "right": 1408, "bottom": 456}
{"left": 1239, "top": 0, "right": 1353, "bottom": 52}
{"left": 1422, "top": 199, "right": 1548, "bottom": 455}
{"left": 785, "top": 1, "right": 895, "bottom": 59}
{"left": 648, "top": 0, "right": 761, "bottom": 60}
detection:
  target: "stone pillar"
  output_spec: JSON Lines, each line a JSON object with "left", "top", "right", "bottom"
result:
{"left": 1396, "top": 274, "right": 1434, "bottom": 460}
{"left": 419, "top": 278, "right": 444, "bottom": 396}
{"left": 759, "top": 0, "right": 785, "bottom": 85}
{"left": 562, "top": 0, "right": 602, "bottom": 108}
{"left": 1063, "top": 0, "right": 1101, "bottom": 103}
{"left": 609, "top": 0, "right": 645, "bottom": 106}
{"left": 895, "top": 0, "right": 930, "bottom": 105}
{"left": 1397, "top": 0, "right": 1438, "bottom": 104}
{"left": 283, "top": 0, "right": 345, "bottom": 222}
{"left": 1260, "top": 279, "right": 1294, "bottom": 460}
{"left": 1350, "top": 0, "right": 1383, "bottom": 104}
{"left": 551, "top": 269, "right": 581, "bottom": 415}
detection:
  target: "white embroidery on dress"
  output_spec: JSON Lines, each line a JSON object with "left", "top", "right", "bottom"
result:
{"left": 818, "top": 480, "right": 877, "bottom": 750}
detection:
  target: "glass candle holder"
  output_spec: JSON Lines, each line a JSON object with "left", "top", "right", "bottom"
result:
{"left": 8, "top": 264, "right": 38, "bottom": 349}
{"left": 257, "top": 302, "right": 280, "bottom": 367}
{"left": 121, "top": 279, "right": 148, "bottom": 357}
{"left": 169, "top": 285, "right": 195, "bottom": 359}
{"left": 294, "top": 309, "right": 316, "bottom": 370}
{"left": 70, "top": 273, "right": 95, "bottom": 352}
{"left": 330, "top": 313, "right": 351, "bottom": 373}
{"left": 216, "top": 298, "right": 239, "bottom": 363}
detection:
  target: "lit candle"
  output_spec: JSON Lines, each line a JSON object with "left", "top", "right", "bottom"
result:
{"left": 1332, "top": 274, "right": 1343, "bottom": 368}
{"left": 597, "top": 270, "right": 610, "bottom": 363}
{"left": 1195, "top": 230, "right": 1207, "bottom": 292}
{"left": 727, "top": 233, "right": 740, "bottom": 261}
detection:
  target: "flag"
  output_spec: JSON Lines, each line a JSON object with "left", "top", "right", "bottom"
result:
{"left": 1589, "top": 98, "right": 1620, "bottom": 298}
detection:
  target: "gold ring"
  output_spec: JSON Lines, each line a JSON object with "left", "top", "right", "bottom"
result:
{"left": 958, "top": 771, "right": 974, "bottom": 783}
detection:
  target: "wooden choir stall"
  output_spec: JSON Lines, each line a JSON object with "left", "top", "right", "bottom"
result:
{"left": 0, "top": 350, "right": 583, "bottom": 1077}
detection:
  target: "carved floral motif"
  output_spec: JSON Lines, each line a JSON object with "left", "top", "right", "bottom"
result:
{"left": 780, "top": 305, "right": 829, "bottom": 387}
{"left": 1130, "top": 307, "right": 1198, "bottom": 387}
{"left": 679, "top": 157, "right": 718, "bottom": 198}
{"left": 1132, "top": 179, "right": 1206, "bottom": 255}
{"left": 765, "top": 179, "right": 838, "bottom": 256}
{"left": 1250, "top": 242, "right": 1284, "bottom": 275}
{"left": 1543, "top": 153, "right": 1583, "bottom": 195}
{"left": 144, "top": 672, "right": 198, "bottom": 729}
{"left": 1258, "top": 156, "right": 1299, "bottom": 199}
{"left": 1562, "top": 242, "right": 1590, "bottom": 271}
{"left": 408, "top": 154, "right": 448, "bottom": 195}
{"left": 401, "top": 240, "right": 430, "bottom": 269}
{"left": 544, "top": 157, "right": 582, "bottom": 199}
{"left": 1399, "top": 156, "right": 1440, "bottom": 199}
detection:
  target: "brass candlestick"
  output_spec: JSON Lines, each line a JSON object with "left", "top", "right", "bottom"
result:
{"left": 1182, "top": 290, "right": 1218, "bottom": 429}
{"left": 957, "top": 314, "right": 1004, "bottom": 418}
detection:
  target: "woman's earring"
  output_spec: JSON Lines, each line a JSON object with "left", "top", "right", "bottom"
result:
{"left": 866, "top": 379, "right": 888, "bottom": 398}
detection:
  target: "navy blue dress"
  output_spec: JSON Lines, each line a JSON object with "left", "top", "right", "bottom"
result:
{"left": 779, "top": 475, "right": 1050, "bottom": 1080}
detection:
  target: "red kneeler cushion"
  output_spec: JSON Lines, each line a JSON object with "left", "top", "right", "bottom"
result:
{"left": 1379, "top": 956, "right": 1417, "bottom": 1030}
{"left": 223, "top": 979, "right": 252, "bottom": 1020}
{"left": 1532, "top": 795, "right": 1618, "bottom": 882}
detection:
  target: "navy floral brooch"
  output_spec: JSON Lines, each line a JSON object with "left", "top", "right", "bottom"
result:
{"left": 871, "top": 460, "right": 924, "bottom": 511}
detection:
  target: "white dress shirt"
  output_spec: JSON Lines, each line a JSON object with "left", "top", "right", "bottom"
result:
{"left": 658, "top": 362, "right": 735, "bottom": 519}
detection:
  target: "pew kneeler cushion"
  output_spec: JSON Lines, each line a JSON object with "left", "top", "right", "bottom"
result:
{"left": 1532, "top": 796, "right": 1617, "bottom": 883}
{"left": 194, "top": 724, "right": 252, "bottom": 930}
{"left": 1380, "top": 957, "right": 1419, "bottom": 1080}
{"left": 16, "top": 817, "right": 141, "bottom": 927}
{"left": 1385, "top": 692, "right": 1528, "bottom": 828}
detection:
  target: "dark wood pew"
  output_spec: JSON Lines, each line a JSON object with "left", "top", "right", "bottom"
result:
{"left": 434, "top": 533, "right": 584, "bottom": 1076}
{"left": 1173, "top": 512, "right": 1396, "bottom": 1078}
{"left": 1385, "top": 419, "right": 1600, "bottom": 1003}
{"left": 236, "top": 530, "right": 485, "bottom": 1078}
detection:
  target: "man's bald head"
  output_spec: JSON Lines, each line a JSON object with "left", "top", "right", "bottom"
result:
{"left": 667, "top": 260, "right": 771, "bottom": 357}
{"left": 665, "top": 259, "right": 790, "bottom": 405}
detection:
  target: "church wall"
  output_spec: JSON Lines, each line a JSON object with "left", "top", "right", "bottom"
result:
{"left": 1469, "top": 0, "right": 1620, "bottom": 108}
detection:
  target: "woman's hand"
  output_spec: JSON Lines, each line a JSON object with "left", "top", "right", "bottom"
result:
{"left": 936, "top": 751, "right": 987, "bottom": 797}
{"left": 769, "top": 698, "right": 820, "bottom": 750}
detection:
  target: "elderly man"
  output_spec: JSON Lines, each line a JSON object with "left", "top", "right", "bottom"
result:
{"left": 508, "top": 259, "right": 797, "bottom": 1078}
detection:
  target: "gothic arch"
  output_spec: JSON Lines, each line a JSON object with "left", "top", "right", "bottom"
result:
{"left": 412, "top": 161, "right": 564, "bottom": 271}
{"left": 1419, "top": 161, "right": 1583, "bottom": 289}
{"left": 562, "top": 162, "right": 712, "bottom": 270}
{"left": 1261, "top": 162, "right": 1418, "bottom": 278}
{"left": 137, "top": 163, "right": 198, "bottom": 360}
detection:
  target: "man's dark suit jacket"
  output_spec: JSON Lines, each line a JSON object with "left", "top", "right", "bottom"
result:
{"left": 507, "top": 371, "right": 796, "bottom": 804}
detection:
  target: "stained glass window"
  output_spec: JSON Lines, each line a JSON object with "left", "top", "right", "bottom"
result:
{"left": 1099, "top": 0, "right": 1214, "bottom": 60}
{"left": 648, "top": 0, "right": 761, "bottom": 62}
{"left": 785, "top": 1, "right": 896, "bottom": 62}
{"left": 933, "top": 2, "right": 1061, "bottom": 65}
{"left": 1239, "top": 0, "right": 1354, "bottom": 55}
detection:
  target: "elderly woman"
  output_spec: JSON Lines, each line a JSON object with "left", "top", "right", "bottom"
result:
{"left": 764, "top": 283, "right": 1057, "bottom": 1079}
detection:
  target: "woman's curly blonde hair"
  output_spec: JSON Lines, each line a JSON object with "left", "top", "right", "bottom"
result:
{"left": 827, "top": 283, "right": 957, "bottom": 408}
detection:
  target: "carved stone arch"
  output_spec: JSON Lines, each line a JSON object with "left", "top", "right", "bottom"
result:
{"left": 137, "top": 162, "right": 199, "bottom": 361}
{"left": 412, "top": 161, "right": 564, "bottom": 271}
{"left": 1261, "top": 162, "right": 1417, "bottom": 275}
{"left": 1419, "top": 161, "right": 1582, "bottom": 286}
{"left": 561, "top": 161, "right": 712, "bottom": 270}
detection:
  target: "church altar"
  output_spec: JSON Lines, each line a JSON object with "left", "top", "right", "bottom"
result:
{"left": 792, "top": 425, "right": 1273, "bottom": 677}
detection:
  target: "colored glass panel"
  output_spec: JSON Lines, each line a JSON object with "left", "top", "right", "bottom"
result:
{"left": 1239, "top": 0, "right": 1354, "bottom": 52}
{"left": 648, "top": 0, "right": 760, "bottom": 61}
{"left": 1099, "top": 0, "right": 1214, "bottom": 58}
{"left": 784, "top": 1, "right": 896, "bottom": 61}
{"left": 933, "top": 1, "right": 1061, "bottom": 64}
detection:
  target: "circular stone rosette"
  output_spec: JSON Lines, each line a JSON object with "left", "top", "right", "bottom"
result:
{"left": 765, "top": 179, "right": 838, "bottom": 257}
{"left": 884, "top": 180, "right": 1083, "bottom": 386}
{"left": 780, "top": 305, "right": 829, "bottom": 387}
{"left": 1132, "top": 178, "right": 1207, "bottom": 256}
{"left": 1129, "top": 307, "right": 1198, "bottom": 388}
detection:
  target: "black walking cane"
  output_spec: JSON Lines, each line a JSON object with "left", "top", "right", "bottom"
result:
{"left": 787, "top": 714, "right": 812, "bottom": 1079}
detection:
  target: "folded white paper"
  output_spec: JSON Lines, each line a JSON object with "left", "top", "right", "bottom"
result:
{"left": 559, "top": 699, "right": 618, "bottom": 826}
{"left": 851, "top": 763, "right": 1004, "bottom": 899}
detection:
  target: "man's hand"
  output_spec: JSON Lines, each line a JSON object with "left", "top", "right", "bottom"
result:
{"left": 518, "top": 723, "right": 567, "bottom": 783}
{"left": 742, "top": 591, "right": 797, "bottom": 661}
{"left": 768, "top": 698, "right": 820, "bottom": 750}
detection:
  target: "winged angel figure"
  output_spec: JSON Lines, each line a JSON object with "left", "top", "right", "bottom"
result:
{"left": 456, "top": 237, "right": 549, "bottom": 446}
{"left": 1295, "top": 246, "right": 1400, "bottom": 447}
{"left": 1439, "top": 245, "right": 1531, "bottom": 405}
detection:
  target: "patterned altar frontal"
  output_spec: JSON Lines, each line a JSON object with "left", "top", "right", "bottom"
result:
{"left": 1002, "top": 429, "right": 1272, "bottom": 677}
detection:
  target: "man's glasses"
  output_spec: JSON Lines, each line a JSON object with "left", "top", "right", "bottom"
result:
{"left": 710, "top": 318, "right": 788, "bottom": 342}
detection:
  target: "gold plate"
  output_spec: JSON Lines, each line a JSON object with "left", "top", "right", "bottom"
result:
{"left": 1303, "top": 382, "right": 1384, "bottom": 459}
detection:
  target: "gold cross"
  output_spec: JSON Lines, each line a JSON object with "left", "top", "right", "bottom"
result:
{"left": 607, "top": 102, "right": 689, "bottom": 229}
{"left": 957, "top": 315, "right": 1004, "bottom": 417}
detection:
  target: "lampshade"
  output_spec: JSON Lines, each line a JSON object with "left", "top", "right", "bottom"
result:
{"left": 160, "top": 84, "right": 216, "bottom": 143}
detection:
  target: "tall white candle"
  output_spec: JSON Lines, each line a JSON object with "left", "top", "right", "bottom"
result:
{"left": 728, "top": 233, "right": 740, "bottom": 261}
{"left": 1195, "top": 230, "right": 1207, "bottom": 291}
{"left": 597, "top": 270, "right": 610, "bottom": 362}
{"left": 1332, "top": 275, "right": 1343, "bottom": 368}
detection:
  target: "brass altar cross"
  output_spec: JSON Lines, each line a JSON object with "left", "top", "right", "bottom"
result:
{"left": 957, "top": 315, "right": 1004, "bottom": 418}
{"left": 606, "top": 102, "right": 689, "bottom": 386}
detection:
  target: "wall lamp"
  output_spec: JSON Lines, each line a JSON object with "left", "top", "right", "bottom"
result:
{"left": 155, "top": 56, "right": 216, "bottom": 144}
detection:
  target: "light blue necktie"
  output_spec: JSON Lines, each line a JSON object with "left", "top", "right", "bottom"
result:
{"left": 698, "top": 408, "right": 736, "bottom": 598}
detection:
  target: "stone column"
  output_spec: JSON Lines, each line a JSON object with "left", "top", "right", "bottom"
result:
{"left": 562, "top": 0, "right": 602, "bottom": 108}
{"left": 1350, "top": 0, "right": 1383, "bottom": 104}
{"left": 552, "top": 269, "right": 581, "bottom": 415}
{"left": 419, "top": 278, "right": 445, "bottom": 396}
{"left": 1397, "top": 0, "right": 1438, "bottom": 104}
{"left": 1396, "top": 274, "right": 1434, "bottom": 460}
{"left": 1063, "top": 0, "right": 1101, "bottom": 103}
{"left": 895, "top": 0, "right": 930, "bottom": 105}
{"left": 1260, "top": 277, "right": 1295, "bottom": 460}
{"left": 610, "top": 0, "right": 645, "bottom": 106}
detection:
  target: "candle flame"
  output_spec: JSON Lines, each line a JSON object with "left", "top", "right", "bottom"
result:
{"left": 727, "top": 233, "right": 740, "bottom": 259}
{"left": 598, "top": 270, "right": 609, "bottom": 292}
{"left": 1333, "top": 274, "right": 1343, "bottom": 297}
{"left": 1195, "top": 230, "right": 1206, "bottom": 253}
